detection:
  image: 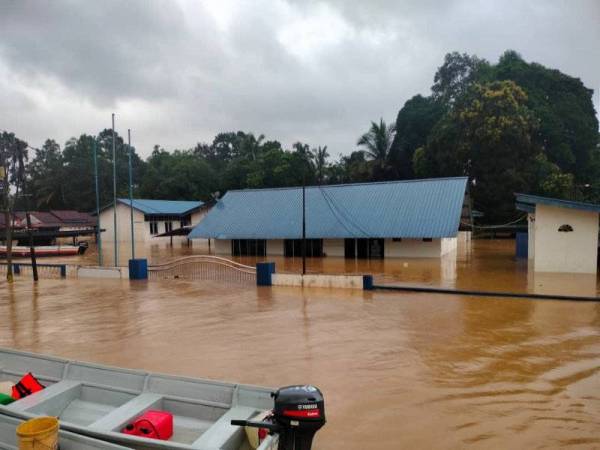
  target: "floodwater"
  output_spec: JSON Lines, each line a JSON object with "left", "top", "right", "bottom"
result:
{"left": 32, "top": 238, "right": 600, "bottom": 296}
{"left": 0, "top": 240, "right": 599, "bottom": 449}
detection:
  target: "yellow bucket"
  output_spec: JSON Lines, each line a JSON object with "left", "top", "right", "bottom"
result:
{"left": 16, "top": 417, "right": 59, "bottom": 450}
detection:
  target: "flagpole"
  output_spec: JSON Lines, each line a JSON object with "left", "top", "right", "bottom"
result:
{"left": 93, "top": 138, "right": 103, "bottom": 266}
{"left": 128, "top": 128, "right": 135, "bottom": 259}
{"left": 112, "top": 113, "right": 118, "bottom": 266}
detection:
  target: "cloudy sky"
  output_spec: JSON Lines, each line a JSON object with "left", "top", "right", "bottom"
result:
{"left": 1, "top": 0, "right": 599, "bottom": 158}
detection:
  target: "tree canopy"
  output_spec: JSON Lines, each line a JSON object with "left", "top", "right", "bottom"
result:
{"left": 4, "top": 50, "right": 598, "bottom": 224}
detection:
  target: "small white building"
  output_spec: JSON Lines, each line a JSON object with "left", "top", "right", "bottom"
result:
{"left": 189, "top": 178, "right": 469, "bottom": 259}
{"left": 516, "top": 193, "right": 600, "bottom": 273}
{"left": 100, "top": 198, "right": 208, "bottom": 245}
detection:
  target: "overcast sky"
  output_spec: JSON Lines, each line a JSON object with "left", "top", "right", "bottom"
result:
{"left": 1, "top": 0, "right": 599, "bottom": 159}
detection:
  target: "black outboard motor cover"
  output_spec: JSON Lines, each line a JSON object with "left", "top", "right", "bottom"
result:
{"left": 273, "top": 385, "right": 325, "bottom": 450}
{"left": 230, "top": 385, "right": 326, "bottom": 450}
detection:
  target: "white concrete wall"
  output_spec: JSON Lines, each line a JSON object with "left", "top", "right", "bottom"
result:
{"left": 267, "top": 239, "right": 284, "bottom": 256}
{"left": 533, "top": 204, "right": 599, "bottom": 273}
{"left": 272, "top": 273, "right": 364, "bottom": 289}
{"left": 323, "top": 239, "right": 344, "bottom": 257}
{"left": 384, "top": 238, "right": 442, "bottom": 258}
{"left": 528, "top": 213, "right": 535, "bottom": 259}
{"left": 100, "top": 204, "right": 207, "bottom": 245}
{"left": 214, "top": 239, "right": 231, "bottom": 255}
{"left": 441, "top": 237, "right": 458, "bottom": 256}
{"left": 100, "top": 203, "right": 146, "bottom": 243}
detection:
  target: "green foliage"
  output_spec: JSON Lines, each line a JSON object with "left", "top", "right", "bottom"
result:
{"left": 8, "top": 50, "right": 600, "bottom": 224}
{"left": 424, "top": 80, "right": 544, "bottom": 222}
{"left": 389, "top": 95, "right": 445, "bottom": 178}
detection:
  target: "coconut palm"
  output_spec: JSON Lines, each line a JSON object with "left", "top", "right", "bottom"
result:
{"left": 357, "top": 118, "right": 396, "bottom": 170}
{"left": 312, "top": 145, "right": 329, "bottom": 184}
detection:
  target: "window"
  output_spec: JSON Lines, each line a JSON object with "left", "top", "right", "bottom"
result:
{"left": 344, "top": 238, "right": 384, "bottom": 259}
{"left": 284, "top": 239, "right": 323, "bottom": 257}
{"left": 231, "top": 239, "right": 267, "bottom": 256}
{"left": 392, "top": 238, "right": 402, "bottom": 242}
{"left": 149, "top": 221, "right": 158, "bottom": 235}
{"left": 165, "top": 222, "right": 173, "bottom": 233}
{"left": 422, "top": 238, "right": 433, "bottom": 242}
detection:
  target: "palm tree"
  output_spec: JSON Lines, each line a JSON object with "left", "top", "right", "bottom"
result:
{"left": 356, "top": 118, "right": 396, "bottom": 170}
{"left": 0, "top": 132, "right": 28, "bottom": 282}
{"left": 312, "top": 145, "right": 329, "bottom": 184}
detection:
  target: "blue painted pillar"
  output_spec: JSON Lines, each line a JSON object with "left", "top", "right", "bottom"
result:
{"left": 128, "top": 258, "right": 148, "bottom": 280}
{"left": 363, "top": 275, "right": 374, "bottom": 290}
{"left": 515, "top": 232, "right": 528, "bottom": 259}
{"left": 256, "top": 262, "right": 275, "bottom": 286}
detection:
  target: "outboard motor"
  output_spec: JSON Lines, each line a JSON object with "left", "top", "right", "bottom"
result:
{"left": 232, "top": 385, "right": 325, "bottom": 450}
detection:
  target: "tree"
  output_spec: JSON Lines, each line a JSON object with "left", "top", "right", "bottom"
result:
{"left": 492, "top": 50, "right": 599, "bottom": 179}
{"left": 26, "top": 139, "right": 64, "bottom": 209}
{"left": 423, "top": 81, "right": 544, "bottom": 222}
{"left": 431, "top": 52, "right": 490, "bottom": 105}
{"left": 357, "top": 118, "right": 396, "bottom": 179}
{"left": 389, "top": 95, "right": 445, "bottom": 178}
{"left": 312, "top": 146, "right": 329, "bottom": 184}
{"left": 0, "top": 131, "right": 28, "bottom": 282}
{"left": 139, "top": 147, "right": 215, "bottom": 200}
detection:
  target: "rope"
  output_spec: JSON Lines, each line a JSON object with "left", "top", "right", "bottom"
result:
{"left": 461, "top": 214, "right": 527, "bottom": 229}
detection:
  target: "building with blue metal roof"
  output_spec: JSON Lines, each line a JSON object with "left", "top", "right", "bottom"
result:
{"left": 515, "top": 193, "right": 600, "bottom": 274}
{"left": 189, "top": 177, "right": 468, "bottom": 259}
{"left": 100, "top": 198, "right": 208, "bottom": 245}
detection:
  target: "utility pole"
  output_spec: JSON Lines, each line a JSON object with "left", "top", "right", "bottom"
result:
{"left": 93, "top": 139, "right": 103, "bottom": 266}
{"left": 24, "top": 199, "right": 38, "bottom": 282}
{"left": 127, "top": 129, "right": 135, "bottom": 259}
{"left": 111, "top": 113, "right": 118, "bottom": 266}
{"left": 302, "top": 177, "right": 306, "bottom": 275}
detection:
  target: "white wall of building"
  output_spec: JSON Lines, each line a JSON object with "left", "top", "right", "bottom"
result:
{"left": 384, "top": 238, "right": 443, "bottom": 258}
{"left": 100, "top": 203, "right": 208, "bottom": 245}
{"left": 99, "top": 203, "right": 146, "bottom": 243}
{"left": 527, "top": 213, "right": 535, "bottom": 259}
{"left": 214, "top": 239, "right": 231, "bottom": 255}
{"left": 441, "top": 237, "right": 458, "bottom": 256}
{"left": 533, "top": 204, "right": 599, "bottom": 273}
{"left": 267, "top": 240, "right": 284, "bottom": 256}
{"left": 323, "top": 239, "right": 344, "bottom": 257}
{"left": 212, "top": 237, "right": 455, "bottom": 258}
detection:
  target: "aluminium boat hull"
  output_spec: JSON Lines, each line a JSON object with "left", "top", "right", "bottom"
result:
{"left": 0, "top": 348, "right": 277, "bottom": 450}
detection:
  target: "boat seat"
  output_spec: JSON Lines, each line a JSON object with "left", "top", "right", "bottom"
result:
{"left": 6, "top": 379, "right": 81, "bottom": 412}
{"left": 191, "top": 406, "right": 257, "bottom": 450}
{"left": 89, "top": 393, "right": 163, "bottom": 431}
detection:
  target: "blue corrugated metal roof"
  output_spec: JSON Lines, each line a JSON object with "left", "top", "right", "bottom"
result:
{"left": 189, "top": 177, "right": 468, "bottom": 240}
{"left": 117, "top": 198, "right": 203, "bottom": 216}
{"left": 515, "top": 193, "right": 600, "bottom": 213}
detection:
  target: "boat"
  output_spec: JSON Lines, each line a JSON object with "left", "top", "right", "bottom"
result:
{"left": 0, "top": 243, "right": 88, "bottom": 258}
{"left": 0, "top": 348, "right": 324, "bottom": 450}
{"left": 0, "top": 414, "right": 132, "bottom": 450}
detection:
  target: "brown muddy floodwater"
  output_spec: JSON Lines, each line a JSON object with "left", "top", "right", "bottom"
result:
{"left": 1, "top": 240, "right": 599, "bottom": 449}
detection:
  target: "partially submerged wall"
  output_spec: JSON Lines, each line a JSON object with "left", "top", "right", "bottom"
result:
{"left": 534, "top": 204, "right": 599, "bottom": 273}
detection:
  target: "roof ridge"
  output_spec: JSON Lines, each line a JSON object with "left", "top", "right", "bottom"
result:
{"left": 224, "top": 177, "right": 468, "bottom": 194}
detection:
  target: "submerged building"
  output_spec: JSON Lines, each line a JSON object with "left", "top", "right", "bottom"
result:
{"left": 189, "top": 177, "right": 468, "bottom": 258}
{"left": 100, "top": 198, "right": 208, "bottom": 244}
{"left": 516, "top": 193, "right": 600, "bottom": 273}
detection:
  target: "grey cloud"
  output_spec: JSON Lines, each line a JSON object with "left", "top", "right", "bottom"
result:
{"left": 0, "top": 0, "right": 598, "bottom": 157}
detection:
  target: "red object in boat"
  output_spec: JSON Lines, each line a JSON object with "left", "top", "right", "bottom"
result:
{"left": 12, "top": 372, "right": 45, "bottom": 399}
{"left": 122, "top": 410, "right": 173, "bottom": 441}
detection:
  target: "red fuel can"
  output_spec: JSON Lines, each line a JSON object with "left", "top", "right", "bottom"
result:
{"left": 122, "top": 410, "right": 173, "bottom": 440}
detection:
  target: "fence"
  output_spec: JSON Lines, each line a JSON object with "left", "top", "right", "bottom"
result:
{"left": 0, "top": 262, "right": 67, "bottom": 279}
{"left": 148, "top": 255, "right": 256, "bottom": 283}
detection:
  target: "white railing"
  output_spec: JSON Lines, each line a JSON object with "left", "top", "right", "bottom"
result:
{"left": 148, "top": 255, "right": 256, "bottom": 283}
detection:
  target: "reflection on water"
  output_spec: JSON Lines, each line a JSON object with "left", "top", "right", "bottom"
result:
{"left": 33, "top": 238, "right": 599, "bottom": 296}
{"left": 0, "top": 277, "right": 598, "bottom": 449}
